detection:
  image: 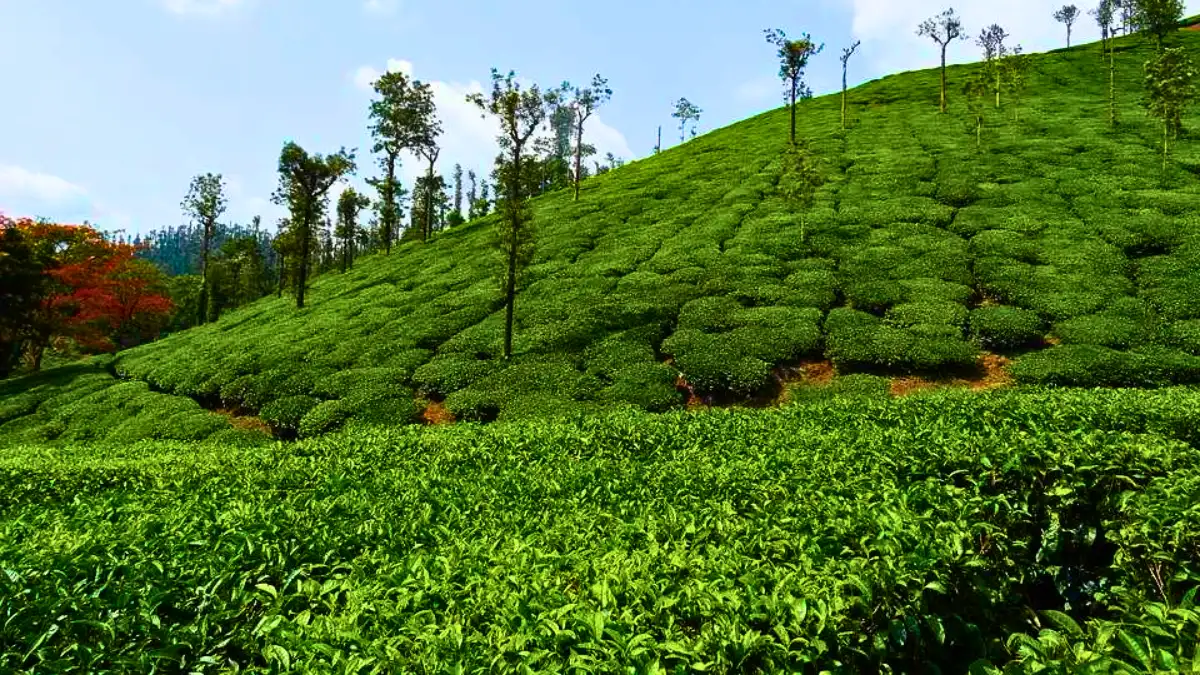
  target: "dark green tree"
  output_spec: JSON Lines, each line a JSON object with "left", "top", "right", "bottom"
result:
{"left": 408, "top": 83, "right": 443, "bottom": 242}
{"left": 1132, "top": 0, "right": 1185, "bottom": 50}
{"left": 0, "top": 223, "right": 47, "bottom": 378}
{"left": 452, "top": 163, "right": 463, "bottom": 220}
{"left": 271, "top": 142, "right": 356, "bottom": 309}
{"left": 1143, "top": 45, "right": 1198, "bottom": 170}
{"left": 765, "top": 29, "right": 824, "bottom": 144}
{"left": 917, "top": 8, "right": 968, "bottom": 113}
{"left": 467, "top": 69, "right": 553, "bottom": 360}
{"left": 368, "top": 71, "right": 425, "bottom": 253}
{"left": 180, "top": 172, "right": 226, "bottom": 325}
{"left": 466, "top": 169, "right": 478, "bottom": 219}
{"left": 336, "top": 187, "right": 369, "bottom": 272}
{"left": 1054, "top": 5, "right": 1081, "bottom": 46}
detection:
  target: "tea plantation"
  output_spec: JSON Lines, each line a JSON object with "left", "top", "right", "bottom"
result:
{"left": 2, "top": 386, "right": 1199, "bottom": 672}
{"left": 3, "top": 23, "right": 1200, "bottom": 674}
{"left": 78, "top": 28, "right": 1200, "bottom": 434}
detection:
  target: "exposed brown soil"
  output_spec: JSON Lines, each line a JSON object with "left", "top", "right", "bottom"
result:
{"left": 675, "top": 373, "right": 707, "bottom": 410}
{"left": 890, "top": 353, "right": 1014, "bottom": 397}
{"left": 215, "top": 408, "right": 273, "bottom": 435}
{"left": 773, "top": 359, "right": 837, "bottom": 405}
{"left": 1184, "top": 23, "right": 1200, "bottom": 31}
{"left": 422, "top": 400, "right": 456, "bottom": 425}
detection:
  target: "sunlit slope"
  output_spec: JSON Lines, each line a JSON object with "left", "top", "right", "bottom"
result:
{"left": 114, "top": 30, "right": 1200, "bottom": 431}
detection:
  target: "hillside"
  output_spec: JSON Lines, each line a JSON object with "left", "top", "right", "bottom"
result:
{"left": 7, "top": 29, "right": 1200, "bottom": 443}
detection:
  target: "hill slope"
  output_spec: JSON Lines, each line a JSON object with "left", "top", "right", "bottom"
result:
{"left": 78, "top": 31, "right": 1200, "bottom": 433}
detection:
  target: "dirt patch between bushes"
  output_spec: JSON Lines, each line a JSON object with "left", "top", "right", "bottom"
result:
{"left": 215, "top": 408, "right": 273, "bottom": 435}
{"left": 422, "top": 400, "right": 456, "bottom": 425}
{"left": 890, "top": 353, "right": 1014, "bottom": 397}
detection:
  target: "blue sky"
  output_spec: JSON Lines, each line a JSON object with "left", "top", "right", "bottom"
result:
{"left": 2, "top": 0, "right": 1196, "bottom": 236}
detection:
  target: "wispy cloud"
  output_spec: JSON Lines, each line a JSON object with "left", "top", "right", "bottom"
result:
{"left": 160, "top": 0, "right": 245, "bottom": 16}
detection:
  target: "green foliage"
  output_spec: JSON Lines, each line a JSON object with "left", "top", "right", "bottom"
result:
{"left": 259, "top": 394, "right": 319, "bottom": 436}
{"left": 2, "top": 388, "right": 1200, "bottom": 671}
{"left": 970, "top": 305, "right": 1046, "bottom": 350}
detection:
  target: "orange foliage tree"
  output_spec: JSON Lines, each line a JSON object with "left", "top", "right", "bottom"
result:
{"left": 2, "top": 215, "right": 175, "bottom": 371}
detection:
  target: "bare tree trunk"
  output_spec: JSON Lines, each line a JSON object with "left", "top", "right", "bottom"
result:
{"left": 503, "top": 147, "right": 522, "bottom": 360}
{"left": 198, "top": 218, "right": 212, "bottom": 325}
{"left": 1109, "top": 46, "right": 1116, "bottom": 128}
{"left": 841, "top": 65, "right": 848, "bottom": 130}
{"left": 789, "top": 79, "right": 798, "bottom": 144}
{"left": 424, "top": 158, "right": 435, "bottom": 242}
{"left": 573, "top": 116, "right": 584, "bottom": 201}
{"left": 940, "top": 45, "right": 948, "bottom": 113}
{"left": 656, "top": 126, "right": 661, "bottom": 153}
{"left": 277, "top": 253, "right": 286, "bottom": 298}
{"left": 296, "top": 211, "right": 311, "bottom": 309}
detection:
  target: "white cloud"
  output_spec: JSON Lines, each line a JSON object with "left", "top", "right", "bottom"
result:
{"left": 351, "top": 59, "right": 414, "bottom": 92}
{"left": 350, "top": 59, "right": 634, "bottom": 194}
{"left": 0, "top": 164, "right": 88, "bottom": 205}
{"left": 364, "top": 0, "right": 399, "bottom": 14}
{"left": 161, "top": 0, "right": 244, "bottom": 16}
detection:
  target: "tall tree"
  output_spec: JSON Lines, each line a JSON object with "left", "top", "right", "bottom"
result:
{"left": 567, "top": 74, "right": 612, "bottom": 200}
{"left": 408, "top": 81, "right": 443, "bottom": 242}
{"left": 467, "top": 69, "right": 552, "bottom": 360}
{"left": 1131, "top": 0, "right": 1185, "bottom": 50}
{"left": 672, "top": 98, "right": 702, "bottom": 143}
{"left": 764, "top": 29, "right": 824, "bottom": 145}
{"left": 0, "top": 220, "right": 48, "bottom": 377}
{"left": 977, "top": 23, "right": 1010, "bottom": 108}
{"left": 466, "top": 169, "right": 478, "bottom": 219}
{"left": 1092, "top": 0, "right": 1116, "bottom": 60}
{"left": 336, "top": 187, "right": 369, "bottom": 272}
{"left": 368, "top": 71, "right": 426, "bottom": 254}
{"left": 1054, "top": 5, "right": 1081, "bottom": 46}
{"left": 452, "top": 163, "right": 464, "bottom": 219}
{"left": 271, "top": 142, "right": 356, "bottom": 309}
{"left": 839, "top": 40, "right": 862, "bottom": 130}
{"left": 1143, "top": 46, "right": 1198, "bottom": 171}
{"left": 180, "top": 173, "right": 226, "bottom": 326}
{"left": 917, "top": 8, "right": 968, "bottom": 113}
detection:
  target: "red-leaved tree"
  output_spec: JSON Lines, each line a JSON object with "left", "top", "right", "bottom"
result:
{"left": 4, "top": 216, "right": 174, "bottom": 370}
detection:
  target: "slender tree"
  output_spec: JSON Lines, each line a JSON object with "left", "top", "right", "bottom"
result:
{"left": 765, "top": 29, "right": 825, "bottom": 144}
{"left": 467, "top": 69, "right": 552, "bottom": 360}
{"left": 180, "top": 173, "right": 226, "bottom": 326}
{"left": 1054, "top": 5, "right": 1081, "bottom": 46}
{"left": 778, "top": 143, "right": 825, "bottom": 243}
{"left": 336, "top": 187, "right": 369, "bottom": 272}
{"left": 917, "top": 8, "right": 968, "bottom": 113}
{"left": 977, "top": 24, "right": 1010, "bottom": 108}
{"left": 271, "top": 142, "right": 356, "bottom": 309}
{"left": 452, "top": 164, "right": 464, "bottom": 219}
{"left": 1092, "top": 0, "right": 1116, "bottom": 59}
{"left": 1143, "top": 46, "right": 1198, "bottom": 171}
{"left": 655, "top": 126, "right": 662, "bottom": 154}
{"left": 368, "top": 71, "right": 428, "bottom": 253}
{"left": 466, "top": 169, "right": 478, "bottom": 219}
{"left": 672, "top": 98, "right": 702, "bottom": 143}
{"left": 1002, "top": 45, "right": 1032, "bottom": 122}
{"left": 964, "top": 68, "right": 991, "bottom": 148}
{"left": 568, "top": 74, "right": 612, "bottom": 200}
{"left": 1131, "top": 0, "right": 1185, "bottom": 50}
{"left": 839, "top": 40, "right": 862, "bottom": 130}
